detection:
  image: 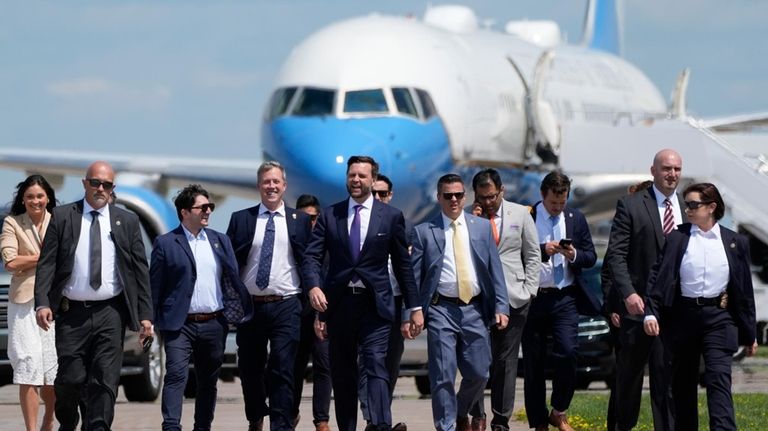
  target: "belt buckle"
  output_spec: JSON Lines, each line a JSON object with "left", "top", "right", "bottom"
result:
{"left": 696, "top": 297, "right": 704, "bottom": 306}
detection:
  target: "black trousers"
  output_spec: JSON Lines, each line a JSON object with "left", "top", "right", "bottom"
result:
{"left": 54, "top": 296, "right": 126, "bottom": 431}
{"left": 292, "top": 299, "right": 332, "bottom": 425}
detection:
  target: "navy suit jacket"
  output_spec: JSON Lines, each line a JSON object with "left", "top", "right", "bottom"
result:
{"left": 150, "top": 226, "right": 253, "bottom": 332}
{"left": 645, "top": 223, "right": 757, "bottom": 346}
{"left": 301, "top": 198, "right": 418, "bottom": 322}
{"left": 411, "top": 212, "right": 510, "bottom": 326}
{"left": 531, "top": 203, "right": 600, "bottom": 315}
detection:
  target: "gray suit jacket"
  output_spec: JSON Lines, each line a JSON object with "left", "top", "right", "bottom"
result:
{"left": 496, "top": 200, "right": 540, "bottom": 308}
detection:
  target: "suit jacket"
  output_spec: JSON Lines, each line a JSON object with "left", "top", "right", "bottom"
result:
{"left": 1, "top": 212, "right": 51, "bottom": 303}
{"left": 34, "top": 200, "right": 151, "bottom": 331}
{"left": 530, "top": 203, "right": 599, "bottom": 315}
{"left": 151, "top": 226, "right": 253, "bottom": 332}
{"left": 495, "top": 199, "right": 540, "bottom": 308}
{"left": 645, "top": 223, "right": 757, "bottom": 346}
{"left": 604, "top": 187, "right": 687, "bottom": 318}
{"left": 226, "top": 204, "right": 312, "bottom": 293}
{"left": 301, "top": 198, "right": 418, "bottom": 322}
{"left": 411, "top": 212, "right": 510, "bottom": 326}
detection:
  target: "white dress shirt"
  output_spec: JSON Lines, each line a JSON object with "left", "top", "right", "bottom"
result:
{"left": 438, "top": 212, "right": 480, "bottom": 298}
{"left": 347, "top": 195, "right": 374, "bottom": 288}
{"left": 680, "top": 223, "right": 729, "bottom": 298}
{"left": 63, "top": 202, "right": 122, "bottom": 301}
{"left": 182, "top": 226, "right": 224, "bottom": 313}
{"left": 535, "top": 202, "right": 575, "bottom": 289}
{"left": 652, "top": 185, "right": 684, "bottom": 229}
{"left": 241, "top": 203, "right": 301, "bottom": 296}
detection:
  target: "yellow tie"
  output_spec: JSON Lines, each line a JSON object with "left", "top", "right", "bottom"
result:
{"left": 452, "top": 220, "right": 473, "bottom": 304}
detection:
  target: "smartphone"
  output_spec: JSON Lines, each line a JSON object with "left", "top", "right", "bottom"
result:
{"left": 141, "top": 335, "right": 154, "bottom": 352}
{"left": 558, "top": 238, "right": 573, "bottom": 248}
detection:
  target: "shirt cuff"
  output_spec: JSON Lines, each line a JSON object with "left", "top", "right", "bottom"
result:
{"left": 568, "top": 249, "right": 578, "bottom": 263}
{"left": 644, "top": 315, "right": 657, "bottom": 323}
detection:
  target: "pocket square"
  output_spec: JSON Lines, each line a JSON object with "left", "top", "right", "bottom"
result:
{"left": 508, "top": 224, "right": 520, "bottom": 229}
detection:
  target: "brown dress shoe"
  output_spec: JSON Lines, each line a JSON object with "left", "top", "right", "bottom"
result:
{"left": 457, "top": 416, "right": 471, "bottom": 431}
{"left": 548, "top": 410, "right": 574, "bottom": 431}
{"left": 471, "top": 416, "right": 487, "bottom": 431}
{"left": 315, "top": 421, "right": 330, "bottom": 431}
{"left": 391, "top": 422, "right": 408, "bottom": 431}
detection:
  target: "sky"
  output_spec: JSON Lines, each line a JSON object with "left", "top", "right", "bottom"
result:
{"left": 1, "top": 0, "right": 766, "bottom": 227}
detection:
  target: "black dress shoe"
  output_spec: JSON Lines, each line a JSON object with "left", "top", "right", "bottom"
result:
{"left": 248, "top": 419, "right": 263, "bottom": 431}
{"left": 392, "top": 422, "right": 408, "bottom": 431}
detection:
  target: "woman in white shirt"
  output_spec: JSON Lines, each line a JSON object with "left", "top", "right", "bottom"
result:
{"left": 643, "top": 182, "right": 757, "bottom": 431}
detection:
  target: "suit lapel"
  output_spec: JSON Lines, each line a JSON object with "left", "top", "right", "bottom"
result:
{"left": 71, "top": 201, "right": 84, "bottom": 246}
{"left": 677, "top": 193, "right": 689, "bottom": 223}
{"left": 334, "top": 202, "right": 353, "bottom": 260}
{"left": 563, "top": 207, "right": 574, "bottom": 240}
{"left": 207, "top": 229, "right": 226, "bottom": 267}
{"left": 285, "top": 207, "right": 297, "bottom": 241}
{"left": 721, "top": 228, "right": 738, "bottom": 288}
{"left": 466, "top": 215, "right": 483, "bottom": 264}
{"left": 642, "top": 188, "right": 665, "bottom": 251}
{"left": 246, "top": 204, "right": 260, "bottom": 246}
{"left": 429, "top": 215, "right": 446, "bottom": 254}
{"left": 359, "top": 201, "right": 382, "bottom": 258}
{"left": 174, "top": 227, "right": 196, "bottom": 269}
{"left": 18, "top": 213, "right": 41, "bottom": 252}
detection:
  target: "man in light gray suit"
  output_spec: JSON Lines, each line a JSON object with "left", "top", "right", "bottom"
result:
{"left": 468, "top": 169, "right": 540, "bottom": 431}
{"left": 411, "top": 173, "right": 509, "bottom": 431}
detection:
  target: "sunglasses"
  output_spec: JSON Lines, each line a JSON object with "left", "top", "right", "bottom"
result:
{"left": 684, "top": 200, "right": 711, "bottom": 210}
{"left": 85, "top": 178, "right": 115, "bottom": 190}
{"left": 372, "top": 190, "right": 391, "bottom": 198}
{"left": 190, "top": 203, "right": 216, "bottom": 212}
{"left": 442, "top": 192, "right": 465, "bottom": 201}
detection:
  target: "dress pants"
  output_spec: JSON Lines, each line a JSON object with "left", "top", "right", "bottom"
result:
{"left": 614, "top": 317, "right": 673, "bottom": 431}
{"left": 327, "top": 289, "right": 392, "bottom": 431}
{"left": 160, "top": 315, "right": 227, "bottom": 431}
{"left": 238, "top": 295, "right": 302, "bottom": 431}
{"left": 292, "top": 299, "right": 332, "bottom": 425}
{"left": 54, "top": 296, "right": 126, "bottom": 431}
{"left": 469, "top": 302, "right": 529, "bottom": 430}
{"left": 521, "top": 289, "right": 578, "bottom": 429}
{"left": 427, "top": 298, "right": 491, "bottom": 431}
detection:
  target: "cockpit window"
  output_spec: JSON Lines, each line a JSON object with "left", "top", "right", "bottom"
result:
{"left": 343, "top": 89, "right": 388, "bottom": 114}
{"left": 268, "top": 87, "right": 297, "bottom": 119}
{"left": 416, "top": 89, "right": 437, "bottom": 119}
{"left": 392, "top": 87, "right": 418, "bottom": 117}
{"left": 293, "top": 88, "right": 335, "bottom": 116}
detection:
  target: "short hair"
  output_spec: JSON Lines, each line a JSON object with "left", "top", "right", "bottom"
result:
{"left": 346, "top": 155, "right": 379, "bottom": 179}
{"left": 683, "top": 182, "right": 725, "bottom": 221}
{"left": 296, "top": 194, "right": 320, "bottom": 211}
{"left": 437, "top": 173, "right": 464, "bottom": 193}
{"left": 540, "top": 171, "right": 571, "bottom": 197}
{"left": 627, "top": 180, "right": 653, "bottom": 194}
{"left": 257, "top": 161, "right": 286, "bottom": 182}
{"left": 10, "top": 174, "right": 57, "bottom": 216}
{"left": 173, "top": 184, "right": 209, "bottom": 221}
{"left": 375, "top": 174, "right": 393, "bottom": 192}
{"left": 472, "top": 168, "right": 502, "bottom": 191}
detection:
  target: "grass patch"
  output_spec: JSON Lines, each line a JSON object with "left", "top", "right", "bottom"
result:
{"left": 514, "top": 393, "right": 768, "bottom": 431}
{"left": 755, "top": 347, "right": 768, "bottom": 358}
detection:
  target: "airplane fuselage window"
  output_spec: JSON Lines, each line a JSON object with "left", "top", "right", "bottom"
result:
{"left": 416, "top": 89, "right": 437, "bottom": 119}
{"left": 392, "top": 87, "right": 418, "bottom": 117}
{"left": 293, "top": 88, "right": 335, "bottom": 116}
{"left": 343, "top": 89, "right": 388, "bottom": 114}
{"left": 268, "top": 87, "right": 298, "bottom": 119}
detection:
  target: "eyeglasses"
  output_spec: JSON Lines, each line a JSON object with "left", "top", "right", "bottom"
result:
{"left": 190, "top": 203, "right": 216, "bottom": 213}
{"left": 684, "top": 200, "right": 711, "bottom": 210}
{"left": 476, "top": 191, "right": 500, "bottom": 202}
{"left": 442, "top": 192, "right": 465, "bottom": 201}
{"left": 85, "top": 179, "right": 115, "bottom": 190}
{"left": 372, "top": 190, "right": 391, "bottom": 198}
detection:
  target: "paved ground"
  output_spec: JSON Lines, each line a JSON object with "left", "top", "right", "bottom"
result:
{"left": 0, "top": 358, "right": 766, "bottom": 430}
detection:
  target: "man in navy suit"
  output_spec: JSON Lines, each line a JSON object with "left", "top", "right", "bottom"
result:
{"left": 226, "top": 161, "right": 313, "bottom": 431}
{"left": 410, "top": 173, "right": 510, "bottom": 431}
{"left": 303, "top": 155, "right": 423, "bottom": 431}
{"left": 151, "top": 184, "right": 252, "bottom": 431}
{"left": 522, "top": 171, "right": 597, "bottom": 431}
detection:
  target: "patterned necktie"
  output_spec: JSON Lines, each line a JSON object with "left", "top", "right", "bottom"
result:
{"left": 349, "top": 205, "right": 362, "bottom": 282}
{"left": 452, "top": 220, "right": 473, "bottom": 304}
{"left": 663, "top": 198, "right": 674, "bottom": 235}
{"left": 89, "top": 210, "right": 102, "bottom": 290}
{"left": 550, "top": 214, "right": 564, "bottom": 287}
{"left": 255, "top": 212, "right": 276, "bottom": 290}
{"left": 488, "top": 210, "right": 500, "bottom": 246}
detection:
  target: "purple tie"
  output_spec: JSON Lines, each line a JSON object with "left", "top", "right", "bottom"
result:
{"left": 349, "top": 205, "right": 362, "bottom": 282}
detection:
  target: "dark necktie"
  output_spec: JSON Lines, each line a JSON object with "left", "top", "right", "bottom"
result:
{"left": 89, "top": 210, "right": 102, "bottom": 290}
{"left": 255, "top": 212, "right": 276, "bottom": 290}
{"left": 550, "top": 214, "right": 564, "bottom": 287}
{"left": 349, "top": 205, "right": 362, "bottom": 282}
{"left": 663, "top": 198, "right": 674, "bottom": 235}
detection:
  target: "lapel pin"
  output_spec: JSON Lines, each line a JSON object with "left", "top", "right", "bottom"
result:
{"left": 214, "top": 242, "right": 220, "bottom": 249}
{"left": 292, "top": 213, "right": 297, "bottom": 219}
{"left": 116, "top": 220, "right": 121, "bottom": 226}
{"left": 730, "top": 242, "right": 736, "bottom": 249}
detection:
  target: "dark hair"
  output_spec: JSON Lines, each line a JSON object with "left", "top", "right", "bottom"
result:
{"left": 627, "top": 180, "right": 653, "bottom": 194}
{"left": 375, "top": 174, "right": 393, "bottom": 192}
{"left": 472, "top": 168, "right": 502, "bottom": 191}
{"left": 683, "top": 182, "right": 725, "bottom": 221}
{"left": 346, "top": 155, "right": 379, "bottom": 179}
{"left": 10, "top": 174, "right": 57, "bottom": 216}
{"left": 296, "top": 194, "right": 320, "bottom": 211}
{"left": 540, "top": 171, "right": 571, "bottom": 197}
{"left": 437, "top": 173, "right": 464, "bottom": 193}
{"left": 173, "top": 184, "right": 209, "bottom": 221}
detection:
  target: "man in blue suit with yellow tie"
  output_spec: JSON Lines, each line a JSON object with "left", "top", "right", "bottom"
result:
{"left": 410, "top": 173, "right": 510, "bottom": 431}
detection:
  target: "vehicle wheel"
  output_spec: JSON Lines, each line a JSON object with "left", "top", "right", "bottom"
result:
{"left": 415, "top": 375, "right": 431, "bottom": 396}
{"left": 123, "top": 335, "right": 164, "bottom": 402}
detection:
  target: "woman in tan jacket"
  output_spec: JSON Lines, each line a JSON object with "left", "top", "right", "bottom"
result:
{"left": 1, "top": 175, "right": 57, "bottom": 431}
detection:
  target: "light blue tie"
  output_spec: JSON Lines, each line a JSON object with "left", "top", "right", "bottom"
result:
{"left": 255, "top": 212, "right": 276, "bottom": 290}
{"left": 550, "top": 214, "right": 564, "bottom": 287}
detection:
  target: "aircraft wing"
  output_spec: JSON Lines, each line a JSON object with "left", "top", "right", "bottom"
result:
{"left": 0, "top": 147, "right": 261, "bottom": 199}
{"left": 701, "top": 112, "right": 768, "bottom": 132}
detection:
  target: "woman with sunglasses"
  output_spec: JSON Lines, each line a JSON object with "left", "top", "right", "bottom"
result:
{"left": 643, "top": 182, "right": 757, "bottom": 430}
{"left": 0, "top": 174, "right": 58, "bottom": 431}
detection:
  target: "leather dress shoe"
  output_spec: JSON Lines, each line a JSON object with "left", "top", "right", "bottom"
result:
{"left": 471, "top": 416, "right": 487, "bottom": 430}
{"left": 315, "top": 421, "right": 330, "bottom": 431}
{"left": 548, "top": 410, "right": 574, "bottom": 431}
{"left": 534, "top": 426, "right": 548, "bottom": 431}
{"left": 457, "top": 416, "right": 471, "bottom": 431}
{"left": 392, "top": 422, "right": 408, "bottom": 431}
{"left": 248, "top": 419, "right": 263, "bottom": 431}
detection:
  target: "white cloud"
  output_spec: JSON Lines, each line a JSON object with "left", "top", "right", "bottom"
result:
{"left": 47, "top": 78, "right": 111, "bottom": 96}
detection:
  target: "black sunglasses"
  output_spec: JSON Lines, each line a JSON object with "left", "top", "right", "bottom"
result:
{"left": 372, "top": 190, "right": 391, "bottom": 198}
{"left": 684, "top": 200, "right": 711, "bottom": 210}
{"left": 442, "top": 192, "right": 465, "bottom": 201}
{"left": 85, "top": 178, "right": 115, "bottom": 190}
{"left": 190, "top": 203, "right": 216, "bottom": 212}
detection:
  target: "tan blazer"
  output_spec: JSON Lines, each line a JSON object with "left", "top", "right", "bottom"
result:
{"left": 1, "top": 211, "right": 50, "bottom": 303}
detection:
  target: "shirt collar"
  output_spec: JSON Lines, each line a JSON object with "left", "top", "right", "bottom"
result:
{"left": 537, "top": 202, "right": 560, "bottom": 221}
{"left": 181, "top": 224, "right": 208, "bottom": 241}
{"left": 348, "top": 194, "right": 374, "bottom": 212}
{"left": 652, "top": 184, "right": 678, "bottom": 206}
{"left": 691, "top": 222, "right": 721, "bottom": 239}
{"left": 259, "top": 202, "right": 285, "bottom": 217}
{"left": 83, "top": 200, "right": 109, "bottom": 219}
{"left": 442, "top": 211, "right": 467, "bottom": 228}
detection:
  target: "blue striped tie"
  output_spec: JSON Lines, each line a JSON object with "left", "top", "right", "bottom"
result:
{"left": 255, "top": 212, "right": 275, "bottom": 290}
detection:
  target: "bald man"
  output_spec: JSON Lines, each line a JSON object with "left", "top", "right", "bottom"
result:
{"left": 35, "top": 161, "right": 153, "bottom": 431}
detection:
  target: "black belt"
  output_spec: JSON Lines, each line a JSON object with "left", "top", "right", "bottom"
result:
{"left": 186, "top": 311, "right": 223, "bottom": 322}
{"left": 252, "top": 294, "right": 292, "bottom": 303}
{"left": 538, "top": 285, "right": 574, "bottom": 294}
{"left": 679, "top": 296, "right": 721, "bottom": 307}
{"left": 61, "top": 295, "right": 121, "bottom": 311}
{"left": 348, "top": 285, "right": 367, "bottom": 295}
{"left": 435, "top": 294, "right": 479, "bottom": 305}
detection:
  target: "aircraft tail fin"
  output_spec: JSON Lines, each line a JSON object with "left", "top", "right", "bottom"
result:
{"left": 582, "top": 0, "right": 622, "bottom": 55}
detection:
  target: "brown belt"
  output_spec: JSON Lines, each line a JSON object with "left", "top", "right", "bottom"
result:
{"left": 186, "top": 311, "right": 223, "bottom": 322}
{"left": 252, "top": 294, "right": 290, "bottom": 303}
